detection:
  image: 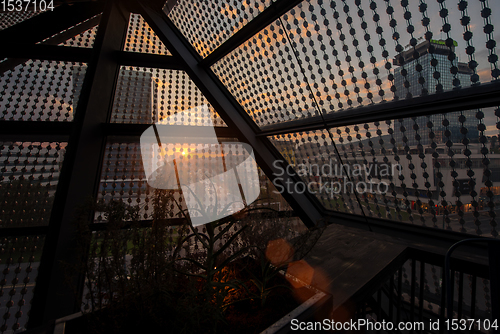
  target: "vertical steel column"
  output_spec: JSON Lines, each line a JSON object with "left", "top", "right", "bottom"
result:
{"left": 488, "top": 242, "right": 500, "bottom": 333}
{"left": 138, "top": 3, "right": 324, "bottom": 228}
{"left": 28, "top": 0, "right": 130, "bottom": 327}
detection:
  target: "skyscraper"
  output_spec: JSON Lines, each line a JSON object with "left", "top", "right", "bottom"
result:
{"left": 73, "top": 66, "right": 155, "bottom": 124}
{"left": 73, "top": 66, "right": 155, "bottom": 206}
{"left": 392, "top": 39, "right": 479, "bottom": 147}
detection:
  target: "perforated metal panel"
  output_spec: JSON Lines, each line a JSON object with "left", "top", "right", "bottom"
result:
{"left": 125, "top": 14, "right": 170, "bottom": 55}
{"left": 1, "top": 0, "right": 500, "bottom": 328}
{"left": 97, "top": 137, "right": 291, "bottom": 222}
{"left": 168, "top": 0, "right": 274, "bottom": 58}
{"left": 211, "top": 0, "right": 499, "bottom": 127}
{"left": 0, "top": 61, "right": 87, "bottom": 122}
{"left": 271, "top": 105, "right": 500, "bottom": 236}
{"left": 0, "top": 12, "right": 42, "bottom": 31}
{"left": 0, "top": 142, "right": 65, "bottom": 228}
{"left": 110, "top": 66, "right": 226, "bottom": 126}
{"left": 0, "top": 235, "right": 45, "bottom": 332}
{"left": 59, "top": 24, "right": 98, "bottom": 48}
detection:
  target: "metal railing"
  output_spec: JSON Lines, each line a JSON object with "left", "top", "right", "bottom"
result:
{"left": 357, "top": 247, "right": 495, "bottom": 333}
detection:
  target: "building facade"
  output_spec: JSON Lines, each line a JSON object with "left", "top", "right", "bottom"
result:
{"left": 393, "top": 39, "right": 479, "bottom": 147}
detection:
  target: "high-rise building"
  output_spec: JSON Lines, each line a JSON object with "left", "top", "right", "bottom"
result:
{"left": 73, "top": 67, "right": 155, "bottom": 124}
{"left": 73, "top": 67, "right": 155, "bottom": 205}
{"left": 392, "top": 39, "right": 479, "bottom": 147}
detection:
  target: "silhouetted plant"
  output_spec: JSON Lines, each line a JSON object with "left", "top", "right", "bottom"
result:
{"left": 74, "top": 191, "right": 225, "bottom": 333}
{"left": 235, "top": 210, "right": 326, "bottom": 308}
{"left": 71, "top": 184, "right": 326, "bottom": 333}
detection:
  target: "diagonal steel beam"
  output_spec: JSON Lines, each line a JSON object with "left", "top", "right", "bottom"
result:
{"left": 0, "top": 2, "right": 103, "bottom": 44}
{"left": 200, "top": 0, "right": 304, "bottom": 67}
{"left": 35, "top": 14, "right": 102, "bottom": 46}
{"left": 139, "top": 3, "right": 324, "bottom": 228}
{"left": 0, "top": 13, "right": 101, "bottom": 75}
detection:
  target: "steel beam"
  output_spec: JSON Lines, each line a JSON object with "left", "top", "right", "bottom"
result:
{"left": 0, "top": 3, "right": 103, "bottom": 44}
{"left": 0, "top": 122, "right": 234, "bottom": 142}
{"left": 0, "top": 121, "right": 72, "bottom": 137}
{"left": 323, "top": 210, "right": 494, "bottom": 254}
{"left": 138, "top": 3, "right": 324, "bottom": 228}
{"left": 104, "top": 123, "right": 237, "bottom": 138}
{"left": 0, "top": 5, "right": 102, "bottom": 74}
{"left": 28, "top": 0, "right": 130, "bottom": 327}
{"left": 200, "top": 0, "right": 304, "bottom": 67}
{"left": 116, "top": 51, "right": 183, "bottom": 69}
{"left": 0, "top": 226, "right": 49, "bottom": 237}
{"left": 0, "top": 44, "right": 92, "bottom": 63}
{"left": 0, "top": 13, "right": 101, "bottom": 75}
{"left": 0, "top": 45, "right": 184, "bottom": 68}
{"left": 488, "top": 242, "right": 500, "bottom": 330}
{"left": 36, "top": 14, "right": 102, "bottom": 46}
{"left": 258, "top": 81, "right": 500, "bottom": 137}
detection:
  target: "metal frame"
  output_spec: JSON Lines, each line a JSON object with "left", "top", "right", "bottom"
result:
{"left": 0, "top": 121, "right": 72, "bottom": 138}
{"left": 103, "top": 123, "right": 236, "bottom": 138}
{"left": 0, "top": 121, "right": 234, "bottom": 140}
{"left": 137, "top": 1, "right": 500, "bottom": 243}
{"left": 0, "top": 3, "right": 103, "bottom": 44}
{"left": 258, "top": 81, "right": 500, "bottom": 137}
{"left": 138, "top": 2, "right": 325, "bottom": 229}
{"left": 322, "top": 210, "right": 496, "bottom": 252}
{"left": 356, "top": 247, "right": 492, "bottom": 330}
{"left": 0, "top": 44, "right": 93, "bottom": 63}
{"left": 0, "top": 3, "right": 103, "bottom": 75}
{"left": 200, "top": 0, "right": 305, "bottom": 67}
{"left": 444, "top": 239, "right": 500, "bottom": 330}
{"left": 0, "top": 0, "right": 498, "bottom": 328}
{"left": 0, "top": 45, "right": 183, "bottom": 69}
{"left": 28, "top": 0, "right": 130, "bottom": 326}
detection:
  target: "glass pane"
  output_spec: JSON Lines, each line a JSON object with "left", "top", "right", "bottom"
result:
{"left": 213, "top": 0, "right": 500, "bottom": 127}
{"left": 168, "top": 0, "right": 274, "bottom": 58}
{"left": 0, "top": 141, "right": 66, "bottom": 227}
{"left": 271, "top": 107, "right": 500, "bottom": 237}
{"left": 0, "top": 61, "right": 87, "bottom": 122}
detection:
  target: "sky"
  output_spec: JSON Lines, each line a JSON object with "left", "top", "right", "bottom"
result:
{"left": 0, "top": 1, "right": 499, "bottom": 138}
{"left": 172, "top": 0, "right": 500, "bottom": 137}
